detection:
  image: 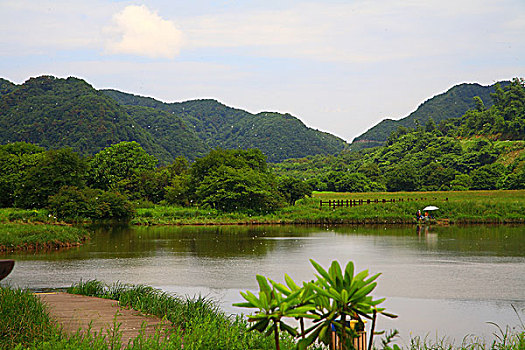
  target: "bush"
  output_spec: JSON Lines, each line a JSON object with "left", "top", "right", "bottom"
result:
{"left": 48, "top": 186, "right": 135, "bottom": 221}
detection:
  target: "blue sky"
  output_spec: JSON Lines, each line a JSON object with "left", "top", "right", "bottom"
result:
{"left": 1, "top": 0, "right": 524, "bottom": 142}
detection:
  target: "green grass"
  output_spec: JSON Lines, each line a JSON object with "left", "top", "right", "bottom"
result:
{"left": 0, "top": 208, "right": 56, "bottom": 224}
{"left": 67, "top": 280, "right": 297, "bottom": 350}
{"left": 128, "top": 190, "right": 525, "bottom": 225}
{"left": 0, "top": 224, "right": 89, "bottom": 251}
{"left": 1, "top": 283, "right": 523, "bottom": 349}
{"left": 2, "top": 190, "right": 525, "bottom": 227}
{"left": 0, "top": 287, "right": 58, "bottom": 349}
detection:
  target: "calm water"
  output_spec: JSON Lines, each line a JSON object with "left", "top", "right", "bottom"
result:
{"left": 2, "top": 224, "right": 525, "bottom": 345}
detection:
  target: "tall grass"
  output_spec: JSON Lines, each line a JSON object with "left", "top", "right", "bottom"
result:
{"left": 68, "top": 280, "right": 296, "bottom": 350}
{"left": 2, "top": 283, "right": 523, "bottom": 349}
{"left": 0, "top": 286, "right": 58, "bottom": 349}
{"left": 0, "top": 224, "right": 89, "bottom": 251}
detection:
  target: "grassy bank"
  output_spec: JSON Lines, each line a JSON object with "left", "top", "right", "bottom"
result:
{"left": 0, "top": 282, "right": 296, "bottom": 350}
{"left": 0, "top": 287, "right": 58, "bottom": 349}
{"left": 129, "top": 190, "right": 525, "bottom": 225}
{"left": 1, "top": 283, "right": 523, "bottom": 349}
{"left": 2, "top": 190, "right": 524, "bottom": 227}
{"left": 0, "top": 223, "right": 89, "bottom": 252}
{"left": 67, "top": 280, "right": 296, "bottom": 350}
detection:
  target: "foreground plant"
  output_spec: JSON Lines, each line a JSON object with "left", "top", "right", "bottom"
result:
{"left": 235, "top": 260, "right": 396, "bottom": 350}
{"left": 299, "top": 260, "right": 397, "bottom": 350}
{"left": 233, "top": 275, "right": 317, "bottom": 350}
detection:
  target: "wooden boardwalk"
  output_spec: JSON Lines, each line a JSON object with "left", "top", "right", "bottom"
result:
{"left": 37, "top": 292, "right": 170, "bottom": 346}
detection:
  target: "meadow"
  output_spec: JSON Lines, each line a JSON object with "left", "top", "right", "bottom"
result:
{"left": 0, "top": 222, "right": 89, "bottom": 252}
{"left": 130, "top": 190, "right": 525, "bottom": 225}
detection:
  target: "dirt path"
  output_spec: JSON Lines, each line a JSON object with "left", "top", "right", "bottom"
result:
{"left": 37, "top": 292, "right": 170, "bottom": 346}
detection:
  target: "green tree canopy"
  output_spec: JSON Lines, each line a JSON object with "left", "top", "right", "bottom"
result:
{"left": 191, "top": 148, "right": 281, "bottom": 212}
{"left": 14, "top": 148, "right": 87, "bottom": 208}
{"left": 88, "top": 141, "right": 158, "bottom": 191}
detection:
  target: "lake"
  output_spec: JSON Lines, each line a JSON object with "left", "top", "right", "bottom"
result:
{"left": 2, "top": 224, "right": 525, "bottom": 345}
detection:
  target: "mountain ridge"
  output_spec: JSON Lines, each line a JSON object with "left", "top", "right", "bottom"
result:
{"left": 351, "top": 81, "right": 508, "bottom": 149}
{"left": 0, "top": 75, "right": 348, "bottom": 163}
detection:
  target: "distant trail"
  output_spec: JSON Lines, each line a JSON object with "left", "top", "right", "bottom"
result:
{"left": 37, "top": 292, "right": 170, "bottom": 346}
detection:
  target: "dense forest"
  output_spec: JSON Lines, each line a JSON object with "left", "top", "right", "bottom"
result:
{"left": 0, "top": 75, "right": 347, "bottom": 164}
{"left": 0, "top": 141, "right": 311, "bottom": 219}
{"left": 102, "top": 89, "right": 347, "bottom": 161}
{"left": 351, "top": 81, "right": 506, "bottom": 149}
{"left": 273, "top": 78, "right": 525, "bottom": 192}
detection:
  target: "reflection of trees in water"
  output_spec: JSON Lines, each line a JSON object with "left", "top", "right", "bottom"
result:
{"left": 330, "top": 224, "right": 525, "bottom": 257}
{"left": 6, "top": 224, "right": 523, "bottom": 262}
{"left": 130, "top": 225, "right": 322, "bottom": 258}
{"left": 429, "top": 225, "right": 525, "bottom": 257}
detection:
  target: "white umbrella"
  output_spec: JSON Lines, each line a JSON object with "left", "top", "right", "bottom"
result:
{"left": 422, "top": 206, "right": 439, "bottom": 211}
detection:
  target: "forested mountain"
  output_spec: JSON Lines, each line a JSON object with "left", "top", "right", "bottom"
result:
{"left": 0, "top": 75, "right": 348, "bottom": 164}
{"left": 103, "top": 90, "right": 348, "bottom": 161}
{"left": 274, "top": 78, "right": 525, "bottom": 192}
{"left": 0, "top": 78, "right": 16, "bottom": 96}
{"left": 0, "top": 76, "right": 209, "bottom": 163}
{"left": 352, "top": 82, "right": 506, "bottom": 149}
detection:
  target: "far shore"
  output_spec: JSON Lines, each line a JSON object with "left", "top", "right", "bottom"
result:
{"left": 1, "top": 190, "right": 524, "bottom": 251}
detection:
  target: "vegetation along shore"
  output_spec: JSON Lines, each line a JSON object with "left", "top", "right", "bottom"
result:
{"left": 1, "top": 279, "right": 524, "bottom": 349}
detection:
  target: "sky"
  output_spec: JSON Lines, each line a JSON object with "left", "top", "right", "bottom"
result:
{"left": 1, "top": 0, "right": 524, "bottom": 142}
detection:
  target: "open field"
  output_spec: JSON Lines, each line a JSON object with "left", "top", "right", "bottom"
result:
{"left": 130, "top": 190, "right": 525, "bottom": 225}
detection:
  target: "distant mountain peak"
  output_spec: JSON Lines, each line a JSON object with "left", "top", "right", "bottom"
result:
{"left": 351, "top": 81, "right": 508, "bottom": 149}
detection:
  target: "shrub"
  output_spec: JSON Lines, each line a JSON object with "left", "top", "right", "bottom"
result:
{"left": 48, "top": 186, "right": 135, "bottom": 221}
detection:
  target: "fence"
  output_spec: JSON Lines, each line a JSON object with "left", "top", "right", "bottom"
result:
{"left": 320, "top": 197, "right": 447, "bottom": 209}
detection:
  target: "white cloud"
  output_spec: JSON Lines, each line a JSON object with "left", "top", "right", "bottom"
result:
{"left": 105, "top": 5, "right": 184, "bottom": 59}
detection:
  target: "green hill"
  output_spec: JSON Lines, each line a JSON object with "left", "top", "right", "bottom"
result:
{"left": 0, "top": 76, "right": 347, "bottom": 164}
{"left": 0, "top": 76, "right": 204, "bottom": 163}
{"left": 0, "top": 78, "right": 16, "bottom": 96}
{"left": 103, "top": 90, "right": 348, "bottom": 162}
{"left": 273, "top": 78, "right": 525, "bottom": 192}
{"left": 352, "top": 82, "right": 506, "bottom": 149}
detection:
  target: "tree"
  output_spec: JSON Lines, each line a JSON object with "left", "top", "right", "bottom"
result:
{"left": 335, "top": 173, "right": 372, "bottom": 192}
{"left": 191, "top": 148, "right": 282, "bottom": 212}
{"left": 470, "top": 163, "right": 506, "bottom": 190}
{"left": 425, "top": 117, "right": 436, "bottom": 132}
{"left": 473, "top": 96, "right": 485, "bottom": 112}
{"left": 450, "top": 174, "right": 471, "bottom": 191}
{"left": 385, "top": 163, "right": 419, "bottom": 192}
{"left": 14, "top": 148, "right": 87, "bottom": 208}
{"left": 196, "top": 165, "right": 281, "bottom": 212}
{"left": 277, "top": 176, "right": 312, "bottom": 205}
{"left": 0, "top": 143, "right": 46, "bottom": 207}
{"left": 88, "top": 141, "right": 158, "bottom": 191}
